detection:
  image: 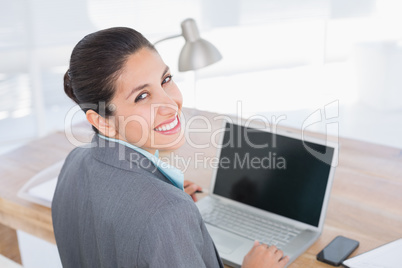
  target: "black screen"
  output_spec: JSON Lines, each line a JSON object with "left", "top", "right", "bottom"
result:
{"left": 213, "top": 123, "right": 334, "bottom": 227}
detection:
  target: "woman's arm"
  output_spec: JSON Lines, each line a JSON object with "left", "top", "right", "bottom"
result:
{"left": 137, "top": 199, "right": 223, "bottom": 268}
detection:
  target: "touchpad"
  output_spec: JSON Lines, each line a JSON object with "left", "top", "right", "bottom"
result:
{"left": 207, "top": 225, "right": 244, "bottom": 254}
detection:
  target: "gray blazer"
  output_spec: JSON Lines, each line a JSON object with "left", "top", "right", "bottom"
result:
{"left": 52, "top": 136, "right": 223, "bottom": 268}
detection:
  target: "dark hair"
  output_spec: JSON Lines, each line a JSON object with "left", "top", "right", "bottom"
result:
{"left": 64, "top": 27, "right": 155, "bottom": 132}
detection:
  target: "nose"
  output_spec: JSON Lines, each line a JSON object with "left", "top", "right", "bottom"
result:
{"left": 154, "top": 89, "right": 179, "bottom": 117}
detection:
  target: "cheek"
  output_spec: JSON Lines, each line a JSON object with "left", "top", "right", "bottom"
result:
{"left": 117, "top": 112, "right": 152, "bottom": 145}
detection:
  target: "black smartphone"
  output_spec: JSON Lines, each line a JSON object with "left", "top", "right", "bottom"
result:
{"left": 316, "top": 236, "right": 359, "bottom": 266}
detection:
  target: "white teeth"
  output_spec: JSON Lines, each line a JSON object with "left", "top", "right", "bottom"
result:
{"left": 155, "top": 116, "right": 179, "bottom": 132}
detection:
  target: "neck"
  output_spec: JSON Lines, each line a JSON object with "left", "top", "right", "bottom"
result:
{"left": 100, "top": 133, "right": 157, "bottom": 156}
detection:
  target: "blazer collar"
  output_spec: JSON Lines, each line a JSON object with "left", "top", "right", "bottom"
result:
{"left": 89, "top": 135, "right": 169, "bottom": 184}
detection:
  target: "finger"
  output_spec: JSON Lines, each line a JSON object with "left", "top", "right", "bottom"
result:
{"left": 253, "top": 240, "right": 260, "bottom": 247}
{"left": 195, "top": 185, "right": 203, "bottom": 192}
{"left": 184, "top": 184, "right": 199, "bottom": 196}
{"left": 267, "top": 245, "right": 278, "bottom": 254}
{"left": 279, "top": 255, "right": 290, "bottom": 265}
{"left": 246, "top": 240, "right": 260, "bottom": 257}
{"left": 251, "top": 240, "right": 260, "bottom": 251}
{"left": 275, "top": 248, "right": 284, "bottom": 260}
{"left": 254, "top": 242, "right": 269, "bottom": 254}
{"left": 183, "top": 180, "right": 192, "bottom": 187}
{"left": 183, "top": 181, "right": 203, "bottom": 193}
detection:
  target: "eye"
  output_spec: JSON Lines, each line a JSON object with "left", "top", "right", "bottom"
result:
{"left": 162, "top": 75, "right": 173, "bottom": 85}
{"left": 135, "top": 92, "right": 149, "bottom": 102}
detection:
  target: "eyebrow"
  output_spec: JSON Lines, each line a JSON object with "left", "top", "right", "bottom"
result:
{"left": 125, "top": 65, "right": 170, "bottom": 100}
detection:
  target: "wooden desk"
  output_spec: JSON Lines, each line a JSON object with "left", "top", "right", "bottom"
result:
{"left": 1, "top": 108, "right": 401, "bottom": 267}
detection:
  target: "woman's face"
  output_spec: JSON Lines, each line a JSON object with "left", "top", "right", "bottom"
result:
{"left": 109, "top": 48, "right": 185, "bottom": 153}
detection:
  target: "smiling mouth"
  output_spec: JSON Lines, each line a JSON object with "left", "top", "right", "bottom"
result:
{"left": 154, "top": 115, "right": 179, "bottom": 132}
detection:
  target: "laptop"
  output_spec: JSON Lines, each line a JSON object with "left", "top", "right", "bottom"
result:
{"left": 196, "top": 121, "right": 338, "bottom": 267}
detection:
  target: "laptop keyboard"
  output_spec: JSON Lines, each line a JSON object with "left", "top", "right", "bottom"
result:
{"left": 201, "top": 201, "right": 302, "bottom": 249}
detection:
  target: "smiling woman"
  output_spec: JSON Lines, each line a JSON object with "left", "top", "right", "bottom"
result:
{"left": 90, "top": 48, "right": 185, "bottom": 153}
{"left": 52, "top": 27, "right": 288, "bottom": 268}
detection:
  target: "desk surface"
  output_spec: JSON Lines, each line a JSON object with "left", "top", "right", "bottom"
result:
{"left": 1, "top": 108, "right": 401, "bottom": 267}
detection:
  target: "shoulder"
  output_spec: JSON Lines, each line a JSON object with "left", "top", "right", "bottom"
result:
{"left": 77, "top": 155, "right": 195, "bottom": 227}
{"left": 64, "top": 145, "right": 89, "bottom": 163}
{"left": 61, "top": 137, "right": 162, "bottom": 181}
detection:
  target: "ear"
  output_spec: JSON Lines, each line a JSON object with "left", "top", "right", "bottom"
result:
{"left": 86, "top": 110, "right": 117, "bottom": 137}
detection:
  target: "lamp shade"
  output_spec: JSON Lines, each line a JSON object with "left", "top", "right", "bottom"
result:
{"left": 178, "top": 18, "right": 222, "bottom": 72}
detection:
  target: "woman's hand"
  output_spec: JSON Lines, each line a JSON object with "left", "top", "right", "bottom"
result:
{"left": 183, "top": 180, "right": 203, "bottom": 202}
{"left": 242, "top": 241, "right": 289, "bottom": 268}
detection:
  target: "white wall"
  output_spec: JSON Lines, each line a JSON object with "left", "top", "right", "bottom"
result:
{"left": 1, "top": 0, "right": 402, "bottom": 153}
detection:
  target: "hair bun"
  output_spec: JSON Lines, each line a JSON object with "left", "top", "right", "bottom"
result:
{"left": 64, "top": 70, "right": 79, "bottom": 104}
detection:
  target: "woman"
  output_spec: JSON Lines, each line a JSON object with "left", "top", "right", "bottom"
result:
{"left": 52, "top": 27, "right": 289, "bottom": 268}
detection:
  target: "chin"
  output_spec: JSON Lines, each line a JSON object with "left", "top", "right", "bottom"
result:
{"left": 157, "top": 134, "right": 186, "bottom": 151}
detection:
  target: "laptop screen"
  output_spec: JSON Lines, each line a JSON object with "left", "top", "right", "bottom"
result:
{"left": 213, "top": 122, "right": 334, "bottom": 227}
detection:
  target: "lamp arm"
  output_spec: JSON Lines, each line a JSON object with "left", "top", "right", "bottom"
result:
{"left": 153, "top": 34, "right": 182, "bottom": 45}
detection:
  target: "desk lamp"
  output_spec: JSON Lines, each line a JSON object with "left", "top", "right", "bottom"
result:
{"left": 154, "top": 18, "right": 222, "bottom": 72}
